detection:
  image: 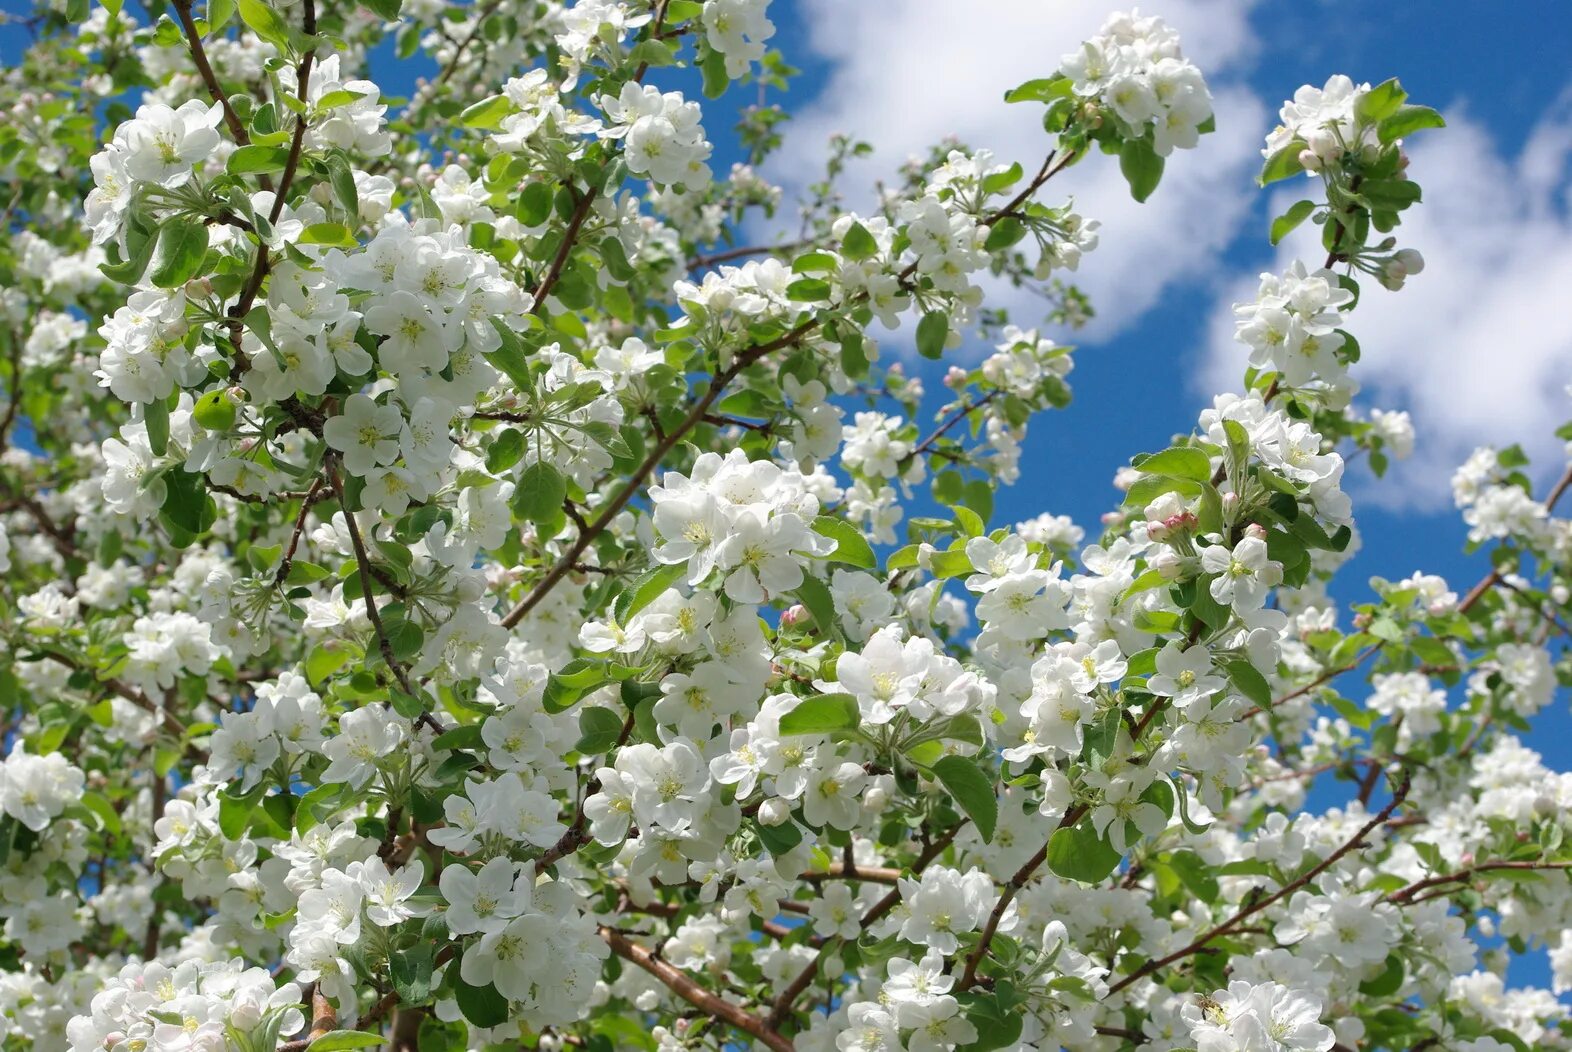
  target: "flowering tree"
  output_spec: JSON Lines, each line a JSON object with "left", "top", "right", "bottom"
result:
{"left": 0, "top": 0, "right": 1567, "bottom": 1050}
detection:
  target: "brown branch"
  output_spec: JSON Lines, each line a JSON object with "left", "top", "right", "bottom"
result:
{"left": 533, "top": 711, "right": 636, "bottom": 872}
{"left": 274, "top": 476, "right": 326, "bottom": 587}
{"left": 141, "top": 768, "right": 166, "bottom": 959}
{"left": 169, "top": 0, "right": 254, "bottom": 151}
{"left": 769, "top": 822, "right": 966, "bottom": 1029}
{"left": 39, "top": 651, "right": 186, "bottom": 741}
{"left": 600, "top": 927, "right": 792, "bottom": 1052}
{"left": 328, "top": 459, "right": 415, "bottom": 696}
{"left": 1386, "top": 860, "right": 1572, "bottom": 905}
{"left": 904, "top": 391, "right": 1000, "bottom": 466}
{"left": 434, "top": 0, "right": 503, "bottom": 86}
{"left": 687, "top": 240, "right": 807, "bottom": 271}
{"left": 1106, "top": 773, "right": 1411, "bottom": 996}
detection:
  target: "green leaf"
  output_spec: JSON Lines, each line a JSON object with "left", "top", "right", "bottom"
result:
{"left": 1004, "top": 77, "right": 1070, "bottom": 104}
{"left": 1378, "top": 104, "right": 1445, "bottom": 145}
{"left": 82, "top": 791, "right": 123, "bottom": 836}
{"left": 227, "top": 143, "right": 291, "bottom": 176}
{"left": 485, "top": 429, "right": 524, "bottom": 473}
{"left": 327, "top": 154, "right": 360, "bottom": 221}
{"left": 1359, "top": 179, "right": 1422, "bottom": 210}
{"left": 931, "top": 755, "right": 997, "bottom": 843}
{"left": 432, "top": 724, "right": 483, "bottom": 752}
{"left": 389, "top": 942, "right": 434, "bottom": 1004}
{"left": 700, "top": 46, "right": 729, "bottom": 99}
{"left": 237, "top": 0, "right": 291, "bottom": 52}
{"left": 916, "top": 310, "right": 949, "bottom": 360}
{"left": 1118, "top": 138, "right": 1164, "bottom": 203}
{"left": 514, "top": 461, "right": 566, "bottom": 523}
{"left": 575, "top": 706, "right": 626, "bottom": 754}
{"left": 1358, "top": 953, "right": 1405, "bottom": 998}
{"left": 160, "top": 468, "right": 218, "bottom": 539}
{"left": 1260, "top": 140, "right": 1308, "bottom": 185}
{"left": 358, "top": 0, "right": 401, "bottom": 19}
{"left": 1270, "top": 200, "right": 1316, "bottom": 246}
{"left": 841, "top": 221, "right": 878, "bottom": 261}
{"left": 793, "top": 573, "right": 838, "bottom": 636}
{"left": 297, "top": 223, "right": 357, "bottom": 248}
{"left": 218, "top": 787, "right": 261, "bottom": 839}
{"left": 1169, "top": 774, "right": 1211, "bottom": 835}
{"left": 309, "top": 1032, "right": 388, "bottom": 1051}
{"left": 1047, "top": 821, "right": 1122, "bottom": 883}
{"left": 811, "top": 515, "right": 876, "bottom": 569}
{"left": 149, "top": 218, "right": 209, "bottom": 289}
{"left": 756, "top": 816, "right": 802, "bottom": 855}
{"left": 778, "top": 693, "right": 860, "bottom": 736}
{"left": 1355, "top": 78, "right": 1407, "bottom": 124}
{"left": 145, "top": 398, "right": 170, "bottom": 457}
{"left": 983, "top": 216, "right": 1026, "bottom": 252}
{"left": 949, "top": 503, "right": 985, "bottom": 538}
{"left": 1167, "top": 849, "right": 1220, "bottom": 903}
{"left": 1221, "top": 657, "right": 1272, "bottom": 708}
{"left": 613, "top": 562, "right": 686, "bottom": 624}
{"left": 452, "top": 976, "right": 510, "bottom": 1029}
{"left": 516, "top": 181, "right": 554, "bottom": 227}
{"left": 460, "top": 94, "right": 514, "bottom": 130}
{"left": 1136, "top": 445, "right": 1211, "bottom": 482}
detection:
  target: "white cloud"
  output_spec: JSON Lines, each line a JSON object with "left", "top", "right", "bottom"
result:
{"left": 761, "top": 0, "right": 1267, "bottom": 344}
{"left": 1202, "top": 91, "right": 1572, "bottom": 508}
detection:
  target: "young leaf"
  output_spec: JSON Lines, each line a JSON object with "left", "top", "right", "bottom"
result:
{"left": 237, "top": 0, "right": 291, "bottom": 52}
{"left": 841, "top": 221, "right": 878, "bottom": 261}
{"left": 931, "top": 755, "right": 997, "bottom": 843}
{"left": 1378, "top": 104, "right": 1445, "bottom": 145}
{"left": 514, "top": 461, "right": 566, "bottom": 524}
{"left": 451, "top": 976, "right": 510, "bottom": 1028}
{"left": 1118, "top": 138, "right": 1164, "bottom": 203}
{"left": 811, "top": 515, "right": 877, "bottom": 569}
{"left": 1260, "top": 140, "right": 1308, "bottom": 185}
{"left": 148, "top": 218, "right": 209, "bottom": 289}
{"left": 576, "top": 706, "right": 626, "bottom": 754}
{"left": 1047, "top": 821, "right": 1122, "bottom": 883}
{"left": 1270, "top": 200, "right": 1316, "bottom": 246}
{"left": 916, "top": 310, "right": 949, "bottom": 360}
{"left": 778, "top": 693, "right": 860, "bottom": 736}
{"left": 308, "top": 1031, "right": 389, "bottom": 1051}
{"left": 1136, "top": 445, "right": 1211, "bottom": 482}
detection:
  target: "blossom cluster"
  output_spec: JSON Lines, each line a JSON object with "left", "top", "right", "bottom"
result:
{"left": 0, "top": 2, "right": 1563, "bottom": 1052}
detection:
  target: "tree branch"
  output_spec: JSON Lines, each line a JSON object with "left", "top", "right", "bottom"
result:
{"left": 600, "top": 927, "right": 793, "bottom": 1052}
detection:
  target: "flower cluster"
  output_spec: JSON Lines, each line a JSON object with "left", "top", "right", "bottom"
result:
{"left": 1060, "top": 10, "right": 1214, "bottom": 155}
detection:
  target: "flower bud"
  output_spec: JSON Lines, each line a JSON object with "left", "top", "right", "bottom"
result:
{"left": 781, "top": 604, "right": 809, "bottom": 627}
{"left": 1151, "top": 548, "right": 1185, "bottom": 580}
{"left": 758, "top": 798, "right": 791, "bottom": 827}
{"left": 1393, "top": 248, "right": 1424, "bottom": 275}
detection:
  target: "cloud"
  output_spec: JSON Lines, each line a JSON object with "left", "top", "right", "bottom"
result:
{"left": 761, "top": 0, "right": 1267, "bottom": 345}
{"left": 1202, "top": 91, "right": 1572, "bottom": 508}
